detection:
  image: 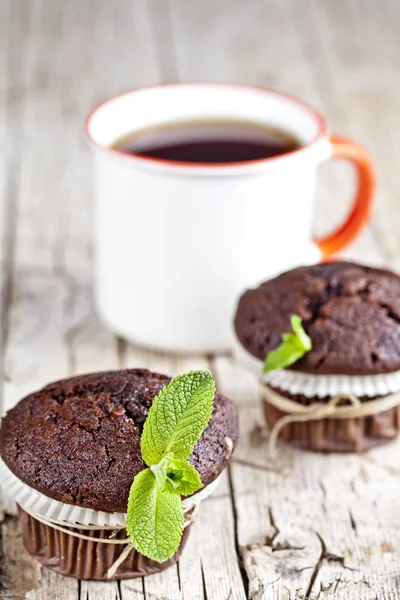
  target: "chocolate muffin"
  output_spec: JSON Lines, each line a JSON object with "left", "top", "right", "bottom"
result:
{"left": 0, "top": 369, "right": 238, "bottom": 579}
{"left": 234, "top": 261, "right": 400, "bottom": 452}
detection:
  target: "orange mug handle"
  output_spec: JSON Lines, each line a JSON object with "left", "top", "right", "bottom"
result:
{"left": 314, "top": 135, "right": 375, "bottom": 258}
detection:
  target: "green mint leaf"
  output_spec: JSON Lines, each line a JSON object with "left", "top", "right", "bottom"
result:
{"left": 263, "top": 315, "right": 312, "bottom": 373}
{"left": 127, "top": 370, "right": 214, "bottom": 563}
{"left": 126, "top": 468, "right": 184, "bottom": 563}
{"left": 291, "top": 315, "right": 312, "bottom": 350}
{"left": 150, "top": 454, "right": 203, "bottom": 495}
{"left": 141, "top": 370, "right": 215, "bottom": 464}
{"left": 164, "top": 458, "right": 203, "bottom": 496}
{"left": 149, "top": 453, "right": 174, "bottom": 490}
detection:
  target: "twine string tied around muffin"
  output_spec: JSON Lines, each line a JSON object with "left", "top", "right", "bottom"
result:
{"left": 22, "top": 502, "right": 198, "bottom": 580}
{"left": 261, "top": 385, "right": 400, "bottom": 460}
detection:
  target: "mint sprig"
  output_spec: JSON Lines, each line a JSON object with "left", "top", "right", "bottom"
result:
{"left": 263, "top": 315, "right": 312, "bottom": 372}
{"left": 126, "top": 370, "right": 215, "bottom": 563}
{"left": 126, "top": 469, "right": 184, "bottom": 563}
{"left": 141, "top": 370, "right": 215, "bottom": 464}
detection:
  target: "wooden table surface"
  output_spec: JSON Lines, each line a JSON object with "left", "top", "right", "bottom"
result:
{"left": 2, "top": 0, "right": 400, "bottom": 598}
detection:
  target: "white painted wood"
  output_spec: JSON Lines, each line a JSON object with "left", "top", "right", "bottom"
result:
{"left": 2, "top": 273, "right": 70, "bottom": 414}
{"left": 1, "top": 515, "right": 42, "bottom": 599}
{"left": 214, "top": 355, "right": 400, "bottom": 598}
{"left": 25, "top": 570, "right": 79, "bottom": 600}
{"left": 12, "top": 0, "right": 161, "bottom": 277}
{"left": 80, "top": 581, "right": 120, "bottom": 600}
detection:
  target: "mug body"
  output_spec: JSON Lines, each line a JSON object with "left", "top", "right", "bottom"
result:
{"left": 86, "top": 84, "right": 330, "bottom": 352}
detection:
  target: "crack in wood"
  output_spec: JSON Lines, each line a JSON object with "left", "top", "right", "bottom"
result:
{"left": 226, "top": 464, "right": 250, "bottom": 597}
{"left": 315, "top": 577, "right": 340, "bottom": 598}
{"left": 176, "top": 560, "right": 181, "bottom": 592}
{"left": 265, "top": 506, "right": 279, "bottom": 547}
{"left": 211, "top": 355, "right": 250, "bottom": 599}
{"left": 304, "top": 533, "right": 326, "bottom": 600}
{"left": 231, "top": 457, "right": 278, "bottom": 473}
{"left": 305, "top": 531, "right": 361, "bottom": 599}
{"left": 349, "top": 510, "right": 357, "bottom": 533}
{"left": 200, "top": 559, "right": 208, "bottom": 600}
{"left": 246, "top": 506, "right": 305, "bottom": 554}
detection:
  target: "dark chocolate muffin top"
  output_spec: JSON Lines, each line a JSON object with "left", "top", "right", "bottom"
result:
{"left": 0, "top": 369, "right": 238, "bottom": 513}
{"left": 234, "top": 261, "right": 400, "bottom": 375}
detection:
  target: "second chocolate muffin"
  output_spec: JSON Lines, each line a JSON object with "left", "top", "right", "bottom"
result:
{"left": 234, "top": 261, "right": 400, "bottom": 452}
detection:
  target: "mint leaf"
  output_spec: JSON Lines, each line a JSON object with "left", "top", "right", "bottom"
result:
{"left": 164, "top": 458, "right": 203, "bottom": 496}
{"left": 150, "top": 455, "right": 203, "bottom": 495}
{"left": 141, "top": 370, "right": 215, "bottom": 465}
{"left": 127, "top": 370, "right": 215, "bottom": 563}
{"left": 263, "top": 315, "right": 312, "bottom": 372}
{"left": 150, "top": 453, "right": 174, "bottom": 491}
{"left": 126, "top": 468, "right": 184, "bottom": 563}
{"left": 291, "top": 315, "right": 312, "bottom": 349}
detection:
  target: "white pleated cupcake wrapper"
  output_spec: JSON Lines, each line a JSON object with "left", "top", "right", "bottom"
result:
{"left": 232, "top": 332, "right": 400, "bottom": 398}
{"left": 0, "top": 458, "right": 221, "bottom": 527}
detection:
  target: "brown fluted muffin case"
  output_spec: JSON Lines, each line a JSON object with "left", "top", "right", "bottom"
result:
{"left": 19, "top": 507, "right": 192, "bottom": 580}
{"left": 263, "top": 387, "right": 400, "bottom": 452}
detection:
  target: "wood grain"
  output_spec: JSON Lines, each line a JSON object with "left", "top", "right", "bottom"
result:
{"left": 2, "top": 0, "right": 400, "bottom": 598}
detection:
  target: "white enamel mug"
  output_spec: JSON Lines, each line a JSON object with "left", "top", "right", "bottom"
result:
{"left": 85, "top": 83, "right": 375, "bottom": 353}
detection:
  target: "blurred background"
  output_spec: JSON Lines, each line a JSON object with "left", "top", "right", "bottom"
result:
{"left": 2, "top": 0, "right": 399, "bottom": 280}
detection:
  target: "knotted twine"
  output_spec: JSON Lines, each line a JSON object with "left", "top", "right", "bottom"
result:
{"left": 22, "top": 502, "right": 198, "bottom": 579}
{"left": 260, "top": 385, "right": 400, "bottom": 460}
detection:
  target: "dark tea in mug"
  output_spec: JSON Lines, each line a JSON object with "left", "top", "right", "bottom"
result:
{"left": 111, "top": 119, "right": 301, "bottom": 164}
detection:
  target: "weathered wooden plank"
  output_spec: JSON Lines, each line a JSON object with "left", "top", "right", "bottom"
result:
{"left": 214, "top": 354, "right": 400, "bottom": 598}
{"left": 0, "top": 1, "right": 20, "bottom": 593}
{"left": 0, "top": 0, "right": 8, "bottom": 270}
{"left": 0, "top": 0, "right": 36, "bottom": 549}
{"left": 3, "top": 273, "right": 70, "bottom": 414}
{"left": 0, "top": 515, "right": 41, "bottom": 600}
{"left": 25, "top": 570, "right": 79, "bottom": 600}
{"left": 0, "top": 270, "right": 122, "bottom": 598}
{"left": 13, "top": 0, "right": 161, "bottom": 277}
{"left": 79, "top": 581, "right": 120, "bottom": 600}
{"left": 64, "top": 276, "right": 120, "bottom": 376}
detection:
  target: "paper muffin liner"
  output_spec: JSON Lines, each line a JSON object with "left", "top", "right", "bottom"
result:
{"left": 0, "top": 458, "right": 221, "bottom": 527}
{"left": 1, "top": 458, "right": 221, "bottom": 580}
{"left": 232, "top": 332, "right": 400, "bottom": 398}
{"left": 18, "top": 505, "right": 192, "bottom": 580}
{"left": 262, "top": 386, "right": 400, "bottom": 453}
